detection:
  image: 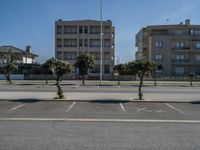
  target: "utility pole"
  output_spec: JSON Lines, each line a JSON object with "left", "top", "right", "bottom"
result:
{"left": 100, "top": 0, "right": 103, "bottom": 85}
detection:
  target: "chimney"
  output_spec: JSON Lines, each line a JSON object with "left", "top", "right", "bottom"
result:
{"left": 185, "top": 19, "right": 190, "bottom": 25}
{"left": 26, "top": 45, "right": 32, "bottom": 53}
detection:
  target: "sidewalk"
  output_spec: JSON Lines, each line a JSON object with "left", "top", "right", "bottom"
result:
{"left": 0, "top": 91, "right": 199, "bottom": 103}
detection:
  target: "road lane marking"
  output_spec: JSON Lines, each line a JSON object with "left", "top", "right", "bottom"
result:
{"left": 120, "top": 103, "right": 126, "bottom": 113}
{"left": 165, "top": 103, "right": 186, "bottom": 115}
{"left": 137, "top": 107, "right": 146, "bottom": 112}
{"left": 0, "top": 118, "right": 200, "bottom": 123}
{"left": 65, "top": 102, "right": 76, "bottom": 112}
{"left": 9, "top": 104, "right": 25, "bottom": 112}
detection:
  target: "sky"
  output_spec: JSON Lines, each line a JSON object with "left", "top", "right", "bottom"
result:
{"left": 1, "top": 0, "right": 200, "bottom": 64}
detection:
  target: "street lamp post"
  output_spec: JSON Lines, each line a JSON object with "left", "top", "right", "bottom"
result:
{"left": 100, "top": 0, "right": 103, "bottom": 85}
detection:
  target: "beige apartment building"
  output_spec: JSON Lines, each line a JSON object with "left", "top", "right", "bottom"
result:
{"left": 135, "top": 19, "right": 200, "bottom": 76}
{"left": 55, "top": 19, "right": 115, "bottom": 79}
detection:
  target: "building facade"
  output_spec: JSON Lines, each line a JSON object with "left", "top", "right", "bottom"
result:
{"left": 0, "top": 45, "right": 38, "bottom": 65}
{"left": 55, "top": 19, "right": 115, "bottom": 79}
{"left": 135, "top": 19, "right": 200, "bottom": 76}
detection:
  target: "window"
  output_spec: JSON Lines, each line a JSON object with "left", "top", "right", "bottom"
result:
{"left": 84, "top": 26, "right": 88, "bottom": 34}
{"left": 194, "top": 30, "right": 200, "bottom": 35}
{"left": 176, "top": 42, "right": 185, "bottom": 48}
{"left": 196, "top": 43, "right": 200, "bottom": 49}
{"left": 84, "top": 39, "right": 88, "bottom": 47}
{"left": 176, "top": 54, "right": 185, "bottom": 62}
{"left": 79, "top": 26, "right": 83, "bottom": 34}
{"left": 174, "top": 30, "right": 183, "bottom": 35}
{"left": 104, "top": 39, "right": 110, "bottom": 47}
{"left": 196, "top": 55, "right": 200, "bottom": 62}
{"left": 90, "top": 26, "right": 100, "bottom": 34}
{"left": 104, "top": 65, "right": 110, "bottom": 74}
{"left": 196, "top": 67, "right": 200, "bottom": 75}
{"left": 154, "top": 54, "right": 162, "bottom": 60}
{"left": 90, "top": 39, "right": 100, "bottom": 47}
{"left": 56, "top": 26, "right": 62, "bottom": 34}
{"left": 155, "top": 41, "right": 163, "bottom": 48}
{"left": 79, "top": 39, "right": 83, "bottom": 47}
{"left": 104, "top": 26, "right": 110, "bottom": 34}
{"left": 64, "top": 52, "right": 77, "bottom": 60}
{"left": 73, "top": 68, "right": 78, "bottom": 74}
{"left": 64, "top": 39, "right": 77, "bottom": 47}
{"left": 104, "top": 52, "right": 110, "bottom": 60}
{"left": 90, "top": 65, "right": 100, "bottom": 73}
{"left": 57, "top": 52, "right": 62, "bottom": 59}
{"left": 64, "top": 26, "right": 77, "bottom": 34}
{"left": 56, "top": 39, "right": 62, "bottom": 47}
{"left": 175, "top": 67, "right": 184, "bottom": 75}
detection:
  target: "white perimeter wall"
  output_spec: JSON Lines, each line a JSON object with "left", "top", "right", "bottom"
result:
{"left": 0, "top": 74, "right": 24, "bottom": 80}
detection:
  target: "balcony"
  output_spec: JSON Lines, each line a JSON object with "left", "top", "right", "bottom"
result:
{"left": 172, "top": 47, "right": 191, "bottom": 52}
{"left": 172, "top": 59, "right": 190, "bottom": 64}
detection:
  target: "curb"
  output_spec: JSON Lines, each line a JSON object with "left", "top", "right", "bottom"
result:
{"left": 0, "top": 98, "right": 197, "bottom": 103}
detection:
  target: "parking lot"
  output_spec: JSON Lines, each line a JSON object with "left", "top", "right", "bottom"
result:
{"left": 0, "top": 100, "right": 199, "bottom": 121}
{"left": 0, "top": 100, "right": 200, "bottom": 149}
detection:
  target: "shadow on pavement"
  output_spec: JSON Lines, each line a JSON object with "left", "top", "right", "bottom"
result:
{"left": 190, "top": 100, "right": 200, "bottom": 104}
{"left": 10, "top": 99, "right": 41, "bottom": 103}
{"left": 89, "top": 99, "right": 129, "bottom": 104}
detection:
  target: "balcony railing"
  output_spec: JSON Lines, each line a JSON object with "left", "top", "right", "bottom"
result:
{"left": 172, "top": 47, "right": 191, "bottom": 50}
{"left": 172, "top": 59, "right": 190, "bottom": 64}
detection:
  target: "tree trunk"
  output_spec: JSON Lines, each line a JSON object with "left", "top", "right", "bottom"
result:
{"left": 45, "top": 75, "right": 48, "bottom": 85}
{"left": 56, "top": 76, "right": 64, "bottom": 99}
{"left": 118, "top": 76, "right": 120, "bottom": 85}
{"left": 82, "top": 74, "right": 85, "bottom": 85}
{"left": 6, "top": 73, "right": 11, "bottom": 84}
{"left": 139, "top": 77, "right": 143, "bottom": 100}
{"left": 153, "top": 71, "right": 157, "bottom": 86}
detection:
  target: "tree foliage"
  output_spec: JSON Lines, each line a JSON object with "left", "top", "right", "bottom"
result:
{"left": 149, "top": 62, "right": 164, "bottom": 86}
{"left": 128, "top": 60, "right": 153, "bottom": 100}
{"left": 45, "top": 58, "right": 72, "bottom": 99}
{"left": 0, "top": 51, "right": 22, "bottom": 84}
{"left": 75, "top": 53, "right": 95, "bottom": 85}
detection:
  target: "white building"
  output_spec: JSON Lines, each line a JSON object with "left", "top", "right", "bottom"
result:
{"left": 0, "top": 45, "right": 38, "bottom": 65}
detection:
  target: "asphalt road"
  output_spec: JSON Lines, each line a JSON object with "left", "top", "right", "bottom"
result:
{"left": 0, "top": 101, "right": 200, "bottom": 149}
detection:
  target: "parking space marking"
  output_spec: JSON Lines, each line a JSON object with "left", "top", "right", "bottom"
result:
{"left": 165, "top": 103, "right": 186, "bottom": 115}
{"left": 137, "top": 107, "right": 146, "bottom": 112}
{"left": 65, "top": 102, "right": 76, "bottom": 112}
{"left": 9, "top": 104, "right": 26, "bottom": 112}
{"left": 0, "top": 118, "right": 200, "bottom": 123}
{"left": 120, "top": 103, "right": 126, "bottom": 113}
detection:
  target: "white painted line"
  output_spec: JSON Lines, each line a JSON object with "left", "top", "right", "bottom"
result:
{"left": 165, "top": 103, "right": 186, "bottom": 115}
{"left": 65, "top": 102, "right": 76, "bottom": 112}
{"left": 0, "top": 118, "right": 200, "bottom": 123}
{"left": 120, "top": 103, "right": 126, "bottom": 113}
{"left": 137, "top": 107, "right": 146, "bottom": 112}
{"left": 9, "top": 104, "right": 25, "bottom": 112}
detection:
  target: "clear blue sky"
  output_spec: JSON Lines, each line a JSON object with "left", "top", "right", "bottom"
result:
{"left": 1, "top": 0, "right": 200, "bottom": 63}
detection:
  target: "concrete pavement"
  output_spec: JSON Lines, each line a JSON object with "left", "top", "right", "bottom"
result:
{"left": 0, "top": 91, "right": 200, "bottom": 102}
{"left": 0, "top": 82, "right": 200, "bottom": 102}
